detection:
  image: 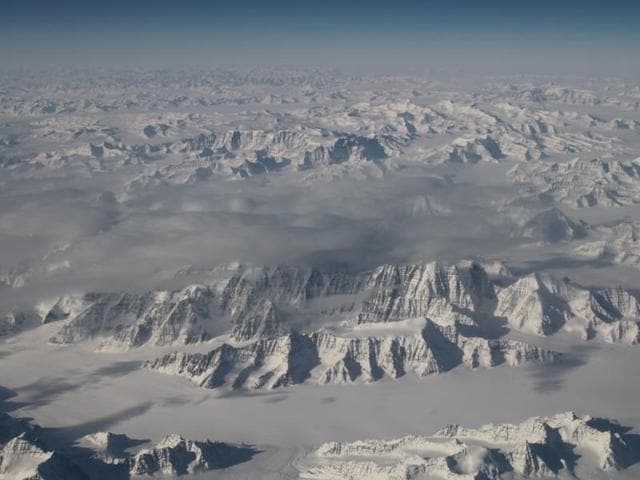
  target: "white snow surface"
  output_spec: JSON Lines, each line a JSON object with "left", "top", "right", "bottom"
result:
{"left": 2, "top": 69, "right": 640, "bottom": 479}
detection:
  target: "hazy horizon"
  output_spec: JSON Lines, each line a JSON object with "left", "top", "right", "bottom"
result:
{"left": 2, "top": 0, "right": 640, "bottom": 76}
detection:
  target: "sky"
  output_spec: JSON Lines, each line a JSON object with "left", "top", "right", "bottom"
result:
{"left": 1, "top": 0, "right": 640, "bottom": 75}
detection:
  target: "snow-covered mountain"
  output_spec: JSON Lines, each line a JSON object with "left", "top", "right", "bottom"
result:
{"left": 0, "top": 413, "right": 257, "bottom": 480}
{"left": 574, "top": 220, "right": 640, "bottom": 267}
{"left": 20, "top": 260, "right": 637, "bottom": 353}
{"left": 3, "top": 69, "right": 640, "bottom": 480}
{"left": 127, "top": 434, "right": 256, "bottom": 477}
{"left": 0, "top": 433, "right": 87, "bottom": 480}
{"left": 300, "top": 412, "right": 639, "bottom": 479}
{"left": 509, "top": 157, "right": 640, "bottom": 208}
{"left": 2, "top": 71, "right": 634, "bottom": 191}
{"left": 496, "top": 273, "right": 640, "bottom": 343}
{"left": 0, "top": 413, "right": 87, "bottom": 480}
{"left": 518, "top": 208, "right": 588, "bottom": 243}
{"left": 145, "top": 319, "right": 556, "bottom": 390}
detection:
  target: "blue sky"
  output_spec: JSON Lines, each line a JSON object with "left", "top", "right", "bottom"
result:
{"left": 2, "top": 0, "right": 639, "bottom": 75}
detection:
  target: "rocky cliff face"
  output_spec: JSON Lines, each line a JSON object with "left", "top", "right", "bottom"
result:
{"left": 301, "top": 412, "right": 638, "bottom": 479}
{"left": 356, "top": 261, "right": 494, "bottom": 326}
{"left": 0, "top": 417, "right": 87, "bottom": 480}
{"left": 145, "top": 319, "right": 557, "bottom": 390}
{"left": 128, "top": 434, "right": 255, "bottom": 477}
{"left": 0, "top": 412, "right": 256, "bottom": 480}
{"left": 445, "top": 135, "right": 506, "bottom": 164}
{"left": 36, "top": 264, "right": 362, "bottom": 349}
{"left": 496, "top": 273, "right": 640, "bottom": 343}
{"left": 2, "top": 434, "right": 82, "bottom": 480}
{"left": 48, "top": 286, "right": 217, "bottom": 350}
{"left": 220, "top": 265, "right": 361, "bottom": 341}
{"left": 4, "top": 260, "right": 633, "bottom": 351}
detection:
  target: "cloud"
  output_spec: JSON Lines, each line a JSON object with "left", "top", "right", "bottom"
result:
{"left": 0, "top": 159, "right": 526, "bottom": 313}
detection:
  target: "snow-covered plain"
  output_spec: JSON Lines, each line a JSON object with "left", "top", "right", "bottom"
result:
{"left": 1, "top": 69, "right": 640, "bottom": 478}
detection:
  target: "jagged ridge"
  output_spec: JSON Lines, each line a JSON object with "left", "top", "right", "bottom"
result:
{"left": 145, "top": 319, "right": 557, "bottom": 390}
{"left": 301, "top": 412, "right": 639, "bottom": 479}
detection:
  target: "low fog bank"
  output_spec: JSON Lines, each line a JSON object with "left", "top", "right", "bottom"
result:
{"left": 0, "top": 163, "right": 525, "bottom": 309}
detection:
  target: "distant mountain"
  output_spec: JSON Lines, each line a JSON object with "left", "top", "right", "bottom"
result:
{"left": 518, "top": 208, "right": 588, "bottom": 243}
